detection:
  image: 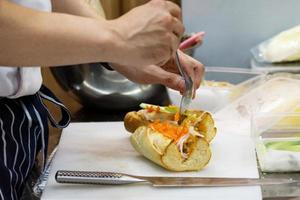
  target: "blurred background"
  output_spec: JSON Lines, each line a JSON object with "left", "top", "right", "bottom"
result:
{"left": 183, "top": 0, "right": 300, "bottom": 67}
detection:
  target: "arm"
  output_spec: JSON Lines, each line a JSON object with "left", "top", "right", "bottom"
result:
{"left": 0, "top": 0, "right": 116, "bottom": 67}
{"left": 0, "top": 0, "right": 183, "bottom": 67}
{"left": 51, "top": 0, "right": 105, "bottom": 19}
{"left": 111, "top": 50, "right": 204, "bottom": 93}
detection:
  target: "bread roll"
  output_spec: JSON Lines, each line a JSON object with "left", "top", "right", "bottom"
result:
{"left": 124, "top": 109, "right": 216, "bottom": 142}
{"left": 131, "top": 126, "right": 211, "bottom": 171}
{"left": 124, "top": 104, "right": 216, "bottom": 171}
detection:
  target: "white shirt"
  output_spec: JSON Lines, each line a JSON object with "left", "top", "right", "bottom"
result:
{"left": 0, "top": 0, "right": 51, "bottom": 98}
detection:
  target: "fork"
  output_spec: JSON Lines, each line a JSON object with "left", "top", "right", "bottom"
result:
{"left": 174, "top": 51, "right": 194, "bottom": 121}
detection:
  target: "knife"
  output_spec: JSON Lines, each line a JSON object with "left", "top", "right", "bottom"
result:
{"left": 55, "top": 170, "right": 298, "bottom": 187}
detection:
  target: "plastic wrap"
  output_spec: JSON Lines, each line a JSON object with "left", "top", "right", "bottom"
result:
{"left": 251, "top": 25, "right": 300, "bottom": 63}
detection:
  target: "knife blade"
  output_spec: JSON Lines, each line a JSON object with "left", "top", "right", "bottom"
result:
{"left": 55, "top": 170, "right": 298, "bottom": 187}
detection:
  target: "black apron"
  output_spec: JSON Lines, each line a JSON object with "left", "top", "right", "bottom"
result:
{"left": 0, "top": 86, "right": 70, "bottom": 200}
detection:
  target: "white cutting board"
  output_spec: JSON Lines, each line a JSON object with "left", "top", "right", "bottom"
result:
{"left": 42, "top": 122, "right": 261, "bottom": 200}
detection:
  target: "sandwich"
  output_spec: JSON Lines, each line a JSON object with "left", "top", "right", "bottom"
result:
{"left": 124, "top": 103, "right": 217, "bottom": 171}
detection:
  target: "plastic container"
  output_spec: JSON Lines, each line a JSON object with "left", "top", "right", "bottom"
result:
{"left": 252, "top": 111, "right": 300, "bottom": 172}
{"left": 251, "top": 58, "right": 300, "bottom": 73}
{"left": 167, "top": 67, "right": 265, "bottom": 113}
{"left": 214, "top": 77, "right": 300, "bottom": 134}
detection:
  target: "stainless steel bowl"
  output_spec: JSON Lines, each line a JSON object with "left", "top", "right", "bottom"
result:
{"left": 51, "top": 63, "right": 168, "bottom": 110}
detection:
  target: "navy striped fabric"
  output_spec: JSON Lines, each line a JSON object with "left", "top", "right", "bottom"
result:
{"left": 0, "top": 86, "right": 70, "bottom": 200}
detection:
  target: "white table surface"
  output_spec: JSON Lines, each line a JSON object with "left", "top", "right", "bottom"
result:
{"left": 41, "top": 122, "right": 261, "bottom": 200}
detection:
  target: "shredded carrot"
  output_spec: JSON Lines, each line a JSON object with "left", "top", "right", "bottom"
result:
{"left": 146, "top": 105, "right": 155, "bottom": 113}
{"left": 156, "top": 106, "right": 160, "bottom": 112}
{"left": 175, "top": 125, "right": 189, "bottom": 143}
{"left": 145, "top": 105, "right": 161, "bottom": 113}
{"left": 174, "top": 112, "right": 180, "bottom": 122}
{"left": 149, "top": 121, "right": 188, "bottom": 142}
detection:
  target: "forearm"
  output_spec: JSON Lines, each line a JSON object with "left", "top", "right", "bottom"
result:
{"left": 0, "top": 0, "right": 116, "bottom": 67}
{"left": 51, "top": 0, "right": 105, "bottom": 19}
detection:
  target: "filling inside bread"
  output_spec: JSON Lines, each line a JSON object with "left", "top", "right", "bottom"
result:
{"left": 149, "top": 120, "right": 205, "bottom": 159}
{"left": 136, "top": 103, "right": 212, "bottom": 159}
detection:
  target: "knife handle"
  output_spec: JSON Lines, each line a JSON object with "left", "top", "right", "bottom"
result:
{"left": 55, "top": 170, "right": 146, "bottom": 185}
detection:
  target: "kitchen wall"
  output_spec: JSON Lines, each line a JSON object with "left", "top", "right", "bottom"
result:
{"left": 183, "top": 0, "right": 300, "bottom": 67}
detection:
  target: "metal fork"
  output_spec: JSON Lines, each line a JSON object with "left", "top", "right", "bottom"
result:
{"left": 174, "top": 51, "right": 194, "bottom": 119}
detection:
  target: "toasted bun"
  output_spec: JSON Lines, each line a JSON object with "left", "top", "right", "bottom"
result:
{"left": 124, "top": 110, "right": 217, "bottom": 142}
{"left": 130, "top": 126, "right": 211, "bottom": 171}
{"left": 124, "top": 111, "right": 148, "bottom": 133}
{"left": 187, "top": 111, "right": 217, "bottom": 143}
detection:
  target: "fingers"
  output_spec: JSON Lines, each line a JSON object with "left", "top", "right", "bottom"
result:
{"left": 164, "top": 1, "right": 184, "bottom": 52}
{"left": 161, "top": 72, "right": 186, "bottom": 92}
{"left": 160, "top": 51, "right": 205, "bottom": 91}
{"left": 170, "top": 34, "right": 180, "bottom": 59}
{"left": 165, "top": 1, "right": 182, "bottom": 20}
{"left": 160, "top": 59, "right": 178, "bottom": 73}
{"left": 172, "top": 17, "right": 185, "bottom": 39}
{"left": 145, "top": 65, "right": 186, "bottom": 92}
{"left": 169, "top": 18, "right": 184, "bottom": 59}
{"left": 148, "top": 0, "right": 184, "bottom": 64}
{"left": 149, "top": 0, "right": 181, "bottom": 20}
{"left": 166, "top": 7, "right": 184, "bottom": 58}
{"left": 177, "top": 50, "right": 205, "bottom": 91}
{"left": 177, "top": 52, "right": 197, "bottom": 98}
{"left": 193, "top": 60, "right": 205, "bottom": 89}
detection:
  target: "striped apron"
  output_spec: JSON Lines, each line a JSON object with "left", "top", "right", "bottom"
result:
{"left": 0, "top": 86, "right": 70, "bottom": 200}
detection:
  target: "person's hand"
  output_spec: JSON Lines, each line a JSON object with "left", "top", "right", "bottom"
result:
{"left": 107, "top": 0, "right": 184, "bottom": 67}
{"left": 110, "top": 50, "right": 204, "bottom": 94}
{"left": 161, "top": 50, "right": 204, "bottom": 94}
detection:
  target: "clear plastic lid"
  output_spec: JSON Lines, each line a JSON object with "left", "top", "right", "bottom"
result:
{"left": 167, "top": 67, "right": 266, "bottom": 112}
{"left": 215, "top": 76, "right": 300, "bottom": 134}
{"left": 251, "top": 58, "right": 300, "bottom": 73}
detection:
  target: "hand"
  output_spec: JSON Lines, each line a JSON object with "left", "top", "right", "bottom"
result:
{"left": 109, "top": 50, "right": 204, "bottom": 94}
{"left": 161, "top": 50, "right": 204, "bottom": 95}
{"left": 108, "top": 0, "right": 184, "bottom": 67}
